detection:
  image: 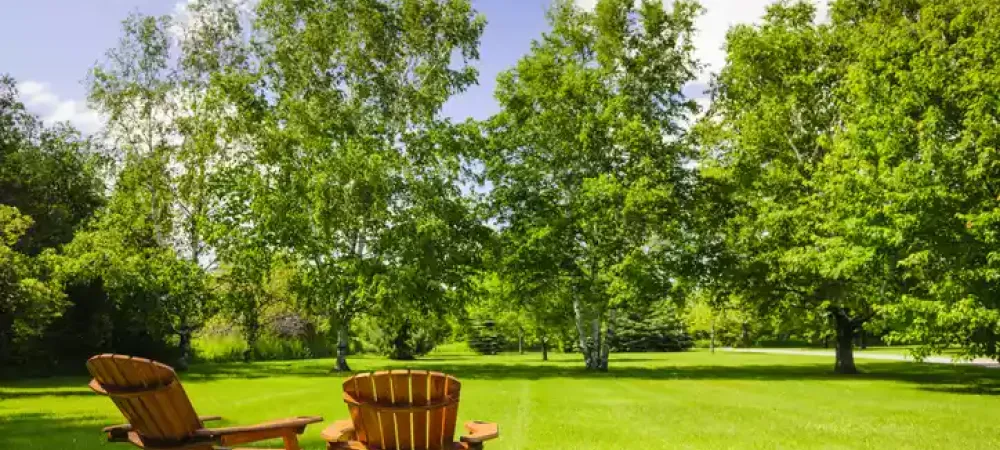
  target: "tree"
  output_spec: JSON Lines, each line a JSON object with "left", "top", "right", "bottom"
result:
{"left": 0, "top": 75, "right": 105, "bottom": 368}
{"left": 609, "top": 300, "right": 692, "bottom": 352}
{"left": 0, "top": 76, "right": 105, "bottom": 256}
{"left": 86, "top": 2, "right": 246, "bottom": 366}
{"left": 485, "top": 0, "right": 701, "bottom": 370}
{"left": 699, "top": 1, "right": 890, "bottom": 374}
{"left": 827, "top": 0, "right": 1000, "bottom": 362}
{"left": 222, "top": 0, "right": 487, "bottom": 371}
{"left": 0, "top": 206, "right": 65, "bottom": 363}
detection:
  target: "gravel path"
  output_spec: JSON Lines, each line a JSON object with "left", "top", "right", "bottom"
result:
{"left": 721, "top": 347, "right": 1000, "bottom": 368}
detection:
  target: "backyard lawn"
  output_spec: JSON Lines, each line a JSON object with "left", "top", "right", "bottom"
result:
{"left": 2, "top": 349, "right": 998, "bottom": 450}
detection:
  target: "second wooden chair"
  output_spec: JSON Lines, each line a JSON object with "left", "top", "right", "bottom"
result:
{"left": 322, "top": 370, "right": 498, "bottom": 450}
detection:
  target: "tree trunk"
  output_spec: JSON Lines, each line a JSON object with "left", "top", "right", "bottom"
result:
{"left": 572, "top": 298, "right": 596, "bottom": 369}
{"left": 598, "top": 309, "right": 615, "bottom": 371}
{"left": 518, "top": 327, "right": 524, "bottom": 355}
{"left": 335, "top": 320, "right": 351, "bottom": 372}
{"left": 176, "top": 325, "right": 192, "bottom": 370}
{"left": 710, "top": 317, "right": 716, "bottom": 354}
{"left": 833, "top": 312, "right": 858, "bottom": 374}
{"left": 243, "top": 309, "right": 260, "bottom": 363}
{"left": 541, "top": 336, "right": 548, "bottom": 361}
{"left": 590, "top": 317, "right": 603, "bottom": 370}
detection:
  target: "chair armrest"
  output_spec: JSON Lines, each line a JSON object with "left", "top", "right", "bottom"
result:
{"left": 459, "top": 421, "right": 499, "bottom": 444}
{"left": 193, "top": 416, "right": 322, "bottom": 446}
{"left": 320, "top": 419, "right": 355, "bottom": 442}
{"left": 101, "top": 423, "right": 131, "bottom": 442}
{"left": 102, "top": 416, "right": 220, "bottom": 438}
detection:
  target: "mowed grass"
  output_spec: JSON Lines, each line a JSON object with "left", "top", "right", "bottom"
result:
{"left": 2, "top": 349, "right": 999, "bottom": 450}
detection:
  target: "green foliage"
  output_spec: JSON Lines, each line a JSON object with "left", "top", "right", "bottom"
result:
{"left": 609, "top": 302, "right": 692, "bottom": 352}
{"left": 698, "top": 0, "right": 1000, "bottom": 370}
{"left": 0, "top": 77, "right": 105, "bottom": 256}
{"left": 466, "top": 319, "right": 506, "bottom": 356}
{"left": 485, "top": 0, "right": 702, "bottom": 370}
{"left": 821, "top": 0, "right": 1000, "bottom": 363}
{"left": 214, "top": 0, "right": 489, "bottom": 371}
{"left": 355, "top": 313, "right": 449, "bottom": 360}
{"left": 698, "top": 0, "right": 879, "bottom": 373}
{"left": 0, "top": 75, "right": 103, "bottom": 368}
{"left": 0, "top": 206, "right": 65, "bottom": 362}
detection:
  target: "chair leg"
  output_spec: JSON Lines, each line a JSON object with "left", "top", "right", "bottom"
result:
{"left": 282, "top": 433, "right": 301, "bottom": 450}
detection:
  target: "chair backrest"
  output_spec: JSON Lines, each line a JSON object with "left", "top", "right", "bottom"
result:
{"left": 343, "top": 370, "right": 461, "bottom": 450}
{"left": 87, "top": 354, "right": 204, "bottom": 446}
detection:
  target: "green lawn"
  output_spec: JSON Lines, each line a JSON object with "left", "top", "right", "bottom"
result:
{"left": 2, "top": 350, "right": 998, "bottom": 449}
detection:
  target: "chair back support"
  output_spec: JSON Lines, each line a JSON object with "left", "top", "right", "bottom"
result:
{"left": 343, "top": 370, "right": 461, "bottom": 450}
{"left": 87, "top": 354, "right": 203, "bottom": 446}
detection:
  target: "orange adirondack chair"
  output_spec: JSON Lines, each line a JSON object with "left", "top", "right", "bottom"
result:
{"left": 87, "top": 354, "right": 322, "bottom": 450}
{"left": 322, "top": 370, "right": 498, "bottom": 450}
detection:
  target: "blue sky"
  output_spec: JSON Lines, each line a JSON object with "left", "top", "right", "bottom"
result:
{"left": 1, "top": 0, "right": 826, "bottom": 134}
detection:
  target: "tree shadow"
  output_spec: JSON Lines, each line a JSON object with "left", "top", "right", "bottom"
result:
{"left": 371, "top": 359, "right": 1000, "bottom": 396}
{"left": 0, "top": 390, "right": 92, "bottom": 399}
{"left": 0, "top": 412, "right": 107, "bottom": 450}
{"left": 7, "top": 354, "right": 997, "bottom": 398}
{"left": 183, "top": 360, "right": 338, "bottom": 380}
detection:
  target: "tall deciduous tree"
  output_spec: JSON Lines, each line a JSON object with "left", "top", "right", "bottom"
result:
{"left": 225, "top": 0, "right": 487, "bottom": 371}
{"left": 85, "top": 2, "right": 245, "bottom": 366}
{"left": 0, "top": 75, "right": 103, "bottom": 366}
{"left": 699, "top": 1, "right": 884, "bottom": 374}
{"left": 486, "top": 0, "right": 701, "bottom": 370}
{"left": 829, "top": 0, "right": 1000, "bottom": 362}
{"left": 0, "top": 205, "right": 65, "bottom": 363}
{"left": 0, "top": 75, "right": 105, "bottom": 256}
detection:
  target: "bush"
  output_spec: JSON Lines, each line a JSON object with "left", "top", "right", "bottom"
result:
{"left": 193, "top": 313, "right": 334, "bottom": 362}
{"left": 193, "top": 332, "right": 247, "bottom": 362}
{"left": 254, "top": 335, "right": 315, "bottom": 360}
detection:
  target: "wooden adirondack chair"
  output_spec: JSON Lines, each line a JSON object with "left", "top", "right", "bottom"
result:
{"left": 87, "top": 354, "right": 323, "bottom": 450}
{"left": 321, "top": 370, "right": 498, "bottom": 450}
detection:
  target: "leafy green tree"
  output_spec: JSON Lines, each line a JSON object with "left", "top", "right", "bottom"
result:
{"left": 85, "top": 3, "right": 243, "bottom": 365}
{"left": 827, "top": 0, "right": 1000, "bottom": 362}
{"left": 699, "top": 1, "right": 888, "bottom": 373}
{"left": 479, "top": 267, "right": 573, "bottom": 360}
{"left": 357, "top": 309, "right": 450, "bottom": 360}
{"left": 0, "top": 75, "right": 105, "bottom": 256}
{"left": 485, "top": 0, "right": 701, "bottom": 370}
{"left": 0, "top": 75, "right": 106, "bottom": 368}
{"left": 0, "top": 206, "right": 65, "bottom": 363}
{"left": 222, "top": 0, "right": 487, "bottom": 371}
{"left": 609, "top": 300, "right": 691, "bottom": 352}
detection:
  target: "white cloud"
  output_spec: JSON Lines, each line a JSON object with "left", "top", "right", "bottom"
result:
{"left": 574, "top": 0, "right": 829, "bottom": 83}
{"left": 16, "top": 81, "right": 102, "bottom": 135}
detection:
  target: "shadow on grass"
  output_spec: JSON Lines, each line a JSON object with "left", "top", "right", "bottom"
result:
{"left": 0, "top": 412, "right": 106, "bottom": 450}
{"left": 0, "top": 390, "right": 93, "bottom": 399}
{"left": 176, "top": 356, "right": 1000, "bottom": 396}
{"left": 5, "top": 355, "right": 998, "bottom": 398}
